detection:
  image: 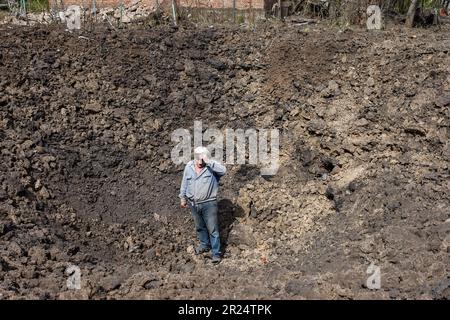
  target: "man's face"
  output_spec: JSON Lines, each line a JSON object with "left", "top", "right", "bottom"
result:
{"left": 194, "top": 154, "right": 206, "bottom": 168}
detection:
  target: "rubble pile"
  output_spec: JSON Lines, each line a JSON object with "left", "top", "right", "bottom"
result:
{"left": 0, "top": 0, "right": 159, "bottom": 26}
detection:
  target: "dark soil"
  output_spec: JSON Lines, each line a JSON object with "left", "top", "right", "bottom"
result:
{"left": 0, "top": 22, "right": 449, "bottom": 299}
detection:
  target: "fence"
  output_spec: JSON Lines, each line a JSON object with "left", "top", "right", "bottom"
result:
{"left": 1, "top": 0, "right": 270, "bottom": 26}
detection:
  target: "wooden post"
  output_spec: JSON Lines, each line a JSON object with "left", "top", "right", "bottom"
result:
{"left": 278, "top": 0, "right": 281, "bottom": 19}
{"left": 119, "top": 0, "right": 124, "bottom": 28}
{"left": 171, "top": 0, "right": 178, "bottom": 26}
{"left": 155, "top": 0, "right": 160, "bottom": 15}
{"left": 92, "top": 0, "right": 97, "bottom": 21}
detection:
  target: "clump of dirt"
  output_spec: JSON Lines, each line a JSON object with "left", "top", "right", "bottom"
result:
{"left": 0, "top": 22, "right": 449, "bottom": 299}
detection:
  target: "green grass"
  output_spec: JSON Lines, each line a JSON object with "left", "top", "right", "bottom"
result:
{"left": 27, "top": 0, "right": 49, "bottom": 12}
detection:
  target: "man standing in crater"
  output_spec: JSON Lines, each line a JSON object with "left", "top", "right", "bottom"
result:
{"left": 179, "top": 146, "right": 226, "bottom": 264}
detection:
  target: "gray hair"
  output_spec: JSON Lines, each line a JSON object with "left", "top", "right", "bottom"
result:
{"left": 194, "top": 146, "right": 210, "bottom": 158}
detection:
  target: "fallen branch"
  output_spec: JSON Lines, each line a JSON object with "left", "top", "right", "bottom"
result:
{"left": 105, "top": 15, "right": 117, "bottom": 30}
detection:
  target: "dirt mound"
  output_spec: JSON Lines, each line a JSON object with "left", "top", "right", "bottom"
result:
{"left": 0, "top": 22, "right": 449, "bottom": 299}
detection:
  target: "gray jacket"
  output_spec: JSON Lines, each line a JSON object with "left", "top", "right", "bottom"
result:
{"left": 179, "top": 160, "right": 226, "bottom": 203}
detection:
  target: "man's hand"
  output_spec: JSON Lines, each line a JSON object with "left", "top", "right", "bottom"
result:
{"left": 200, "top": 154, "right": 209, "bottom": 166}
{"left": 180, "top": 198, "right": 188, "bottom": 208}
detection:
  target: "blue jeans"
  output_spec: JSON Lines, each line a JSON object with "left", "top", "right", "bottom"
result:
{"left": 189, "top": 200, "right": 221, "bottom": 257}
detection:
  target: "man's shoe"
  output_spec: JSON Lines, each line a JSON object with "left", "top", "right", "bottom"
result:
{"left": 212, "top": 256, "right": 221, "bottom": 264}
{"left": 194, "top": 246, "right": 210, "bottom": 255}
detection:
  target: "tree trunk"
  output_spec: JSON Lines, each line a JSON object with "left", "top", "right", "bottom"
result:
{"left": 406, "top": 0, "right": 419, "bottom": 27}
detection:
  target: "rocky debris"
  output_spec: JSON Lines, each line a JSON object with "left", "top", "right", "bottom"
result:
{"left": 435, "top": 92, "right": 450, "bottom": 107}
{"left": 321, "top": 80, "right": 341, "bottom": 98}
{"left": 0, "top": 12, "right": 55, "bottom": 26}
{"left": 226, "top": 224, "right": 256, "bottom": 247}
{"left": 0, "top": 0, "right": 159, "bottom": 26}
{"left": 0, "top": 23, "right": 449, "bottom": 299}
{"left": 98, "top": 0, "right": 159, "bottom": 24}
